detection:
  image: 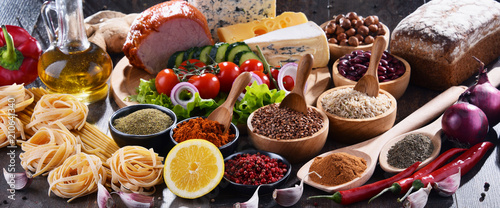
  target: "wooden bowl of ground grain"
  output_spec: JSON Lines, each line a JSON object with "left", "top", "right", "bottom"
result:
{"left": 317, "top": 85, "right": 397, "bottom": 144}
{"left": 247, "top": 103, "right": 329, "bottom": 163}
{"left": 109, "top": 104, "right": 177, "bottom": 156}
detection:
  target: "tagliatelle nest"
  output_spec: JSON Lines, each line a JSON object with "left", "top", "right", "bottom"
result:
{"left": 0, "top": 84, "right": 34, "bottom": 112}
{"left": 26, "top": 94, "right": 89, "bottom": 131}
{"left": 0, "top": 110, "right": 26, "bottom": 148}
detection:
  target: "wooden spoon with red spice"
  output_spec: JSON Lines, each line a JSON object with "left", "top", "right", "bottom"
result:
{"left": 207, "top": 72, "right": 252, "bottom": 132}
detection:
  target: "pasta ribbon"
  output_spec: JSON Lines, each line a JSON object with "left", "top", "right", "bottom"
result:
{"left": 20, "top": 122, "right": 81, "bottom": 177}
{"left": 0, "top": 84, "right": 34, "bottom": 112}
{"left": 0, "top": 110, "right": 26, "bottom": 148}
{"left": 27, "top": 94, "right": 88, "bottom": 131}
{"left": 48, "top": 151, "right": 107, "bottom": 202}
{"left": 107, "top": 146, "right": 164, "bottom": 195}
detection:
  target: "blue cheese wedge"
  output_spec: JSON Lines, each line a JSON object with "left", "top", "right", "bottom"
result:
{"left": 244, "top": 21, "right": 330, "bottom": 68}
{"left": 187, "top": 0, "right": 276, "bottom": 42}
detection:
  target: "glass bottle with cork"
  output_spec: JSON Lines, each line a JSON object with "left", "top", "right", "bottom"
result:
{"left": 38, "top": 0, "right": 112, "bottom": 104}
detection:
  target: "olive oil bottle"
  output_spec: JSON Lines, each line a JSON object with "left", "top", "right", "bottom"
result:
{"left": 39, "top": 0, "right": 112, "bottom": 104}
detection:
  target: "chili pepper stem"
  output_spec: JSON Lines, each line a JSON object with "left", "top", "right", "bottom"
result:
{"left": 397, "top": 184, "right": 416, "bottom": 202}
{"left": 307, "top": 193, "right": 339, "bottom": 202}
{"left": 0, "top": 25, "right": 24, "bottom": 70}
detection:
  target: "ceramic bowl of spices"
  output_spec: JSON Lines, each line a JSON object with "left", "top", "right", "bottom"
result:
{"left": 247, "top": 103, "right": 329, "bottom": 163}
{"left": 320, "top": 13, "right": 391, "bottom": 62}
{"left": 331, "top": 50, "right": 411, "bottom": 99}
{"left": 317, "top": 85, "right": 397, "bottom": 144}
{"left": 223, "top": 149, "right": 292, "bottom": 195}
{"left": 109, "top": 104, "right": 177, "bottom": 156}
{"left": 169, "top": 116, "right": 240, "bottom": 157}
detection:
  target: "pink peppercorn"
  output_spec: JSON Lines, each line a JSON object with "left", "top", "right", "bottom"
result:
{"left": 224, "top": 152, "right": 288, "bottom": 186}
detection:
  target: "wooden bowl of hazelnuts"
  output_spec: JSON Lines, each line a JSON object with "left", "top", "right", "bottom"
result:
{"left": 320, "top": 12, "right": 391, "bottom": 62}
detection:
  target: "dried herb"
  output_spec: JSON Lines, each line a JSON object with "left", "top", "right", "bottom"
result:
{"left": 387, "top": 133, "right": 434, "bottom": 169}
{"left": 114, "top": 108, "right": 173, "bottom": 135}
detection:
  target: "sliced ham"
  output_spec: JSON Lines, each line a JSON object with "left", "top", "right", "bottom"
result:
{"left": 123, "top": 0, "right": 214, "bottom": 74}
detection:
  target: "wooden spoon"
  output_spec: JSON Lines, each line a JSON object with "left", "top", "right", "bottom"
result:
{"left": 279, "top": 54, "right": 314, "bottom": 113}
{"left": 353, "top": 36, "right": 387, "bottom": 97}
{"left": 207, "top": 72, "right": 252, "bottom": 132}
{"left": 296, "top": 85, "right": 467, "bottom": 192}
{"left": 379, "top": 116, "right": 443, "bottom": 174}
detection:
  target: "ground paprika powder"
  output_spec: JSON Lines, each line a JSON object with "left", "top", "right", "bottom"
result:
{"left": 172, "top": 117, "right": 235, "bottom": 147}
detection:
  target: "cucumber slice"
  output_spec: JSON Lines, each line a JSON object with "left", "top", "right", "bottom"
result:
{"left": 185, "top": 47, "right": 199, "bottom": 60}
{"left": 209, "top": 42, "right": 224, "bottom": 63}
{"left": 225, "top": 42, "right": 251, "bottom": 63}
{"left": 215, "top": 43, "right": 230, "bottom": 63}
{"left": 198, "top": 45, "right": 214, "bottom": 64}
{"left": 191, "top": 46, "right": 207, "bottom": 60}
{"left": 167, "top": 51, "right": 183, "bottom": 68}
{"left": 175, "top": 51, "right": 185, "bottom": 67}
{"left": 234, "top": 51, "right": 262, "bottom": 66}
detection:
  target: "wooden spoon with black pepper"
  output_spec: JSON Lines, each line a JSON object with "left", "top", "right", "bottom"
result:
{"left": 353, "top": 36, "right": 387, "bottom": 97}
{"left": 378, "top": 115, "right": 443, "bottom": 174}
{"left": 279, "top": 53, "right": 313, "bottom": 113}
{"left": 207, "top": 72, "right": 252, "bottom": 132}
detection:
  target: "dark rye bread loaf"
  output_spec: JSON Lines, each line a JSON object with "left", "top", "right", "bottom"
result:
{"left": 390, "top": 0, "right": 500, "bottom": 90}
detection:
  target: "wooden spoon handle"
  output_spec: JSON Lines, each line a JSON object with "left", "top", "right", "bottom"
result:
{"left": 292, "top": 54, "right": 314, "bottom": 96}
{"left": 366, "top": 36, "right": 387, "bottom": 78}
{"left": 222, "top": 72, "right": 252, "bottom": 109}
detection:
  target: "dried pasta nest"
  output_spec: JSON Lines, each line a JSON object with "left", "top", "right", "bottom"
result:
{"left": 27, "top": 94, "right": 89, "bottom": 131}
{"left": 0, "top": 110, "right": 26, "bottom": 148}
{"left": 0, "top": 84, "right": 34, "bottom": 112}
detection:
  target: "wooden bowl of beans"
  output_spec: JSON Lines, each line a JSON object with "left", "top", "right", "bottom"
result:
{"left": 247, "top": 103, "right": 329, "bottom": 163}
{"left": 320, "top": 12, "right": 391, "bottom": 62}
{"left": 317, "top": 86, "right": 397, "bottom": 144}
{"left": 331, "top": 50, "right": 411, "bottom": 99}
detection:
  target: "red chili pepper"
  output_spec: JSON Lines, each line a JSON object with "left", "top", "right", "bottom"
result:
{"left": 0, "top": 25, "right": 42, "bottom": 86}
{"left": 308, "top": 161, "right": 421, "bottom": 205}
{"left": 370, "top": 147, "right": 466, "bottom": 201}
{"left": 411, "top": 141, "right": 494, "bottom": 191}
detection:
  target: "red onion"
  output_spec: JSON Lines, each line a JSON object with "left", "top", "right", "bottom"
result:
{"left": 238, "top": 72, "right": 263, "bottom": 101}
{"left": 170, "top": 82, "right": 199, "bottom": 109}
{"left": 458, "top": 57, "right": 500, "bottom": 126}
{"left": 442, "top": 102, "right": 488, "bottom": 146}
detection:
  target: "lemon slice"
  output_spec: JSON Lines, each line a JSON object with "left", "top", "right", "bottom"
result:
{"left": 164, "top": 139, "right": 224, "bottom": 199}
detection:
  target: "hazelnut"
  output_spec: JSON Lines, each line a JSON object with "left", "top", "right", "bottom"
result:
{"left": 378, "top": 27, "right": 387, "bottom": 35}
{"left": 348, "top": 36, "right": 359, "bottom": 46}
{"left": 365, "top": 16, "right": 374, "bottom": 26}
{"left": 328, "top": 38, "right": 338, "bottom": 44}
{"left": 368, "top": 24, "right": 379, "bottom": 33}
{"left": 337, "top": 33, "right": 347, "bottom": 41}
{"left": 326, "top": 24, "right": 336, "bottom": 34}
{"left": 358, "top": 25, "right": 369, "bottom": 36}
{"left": 346, "top": 28, "right": 356, "bottom": 36}
{"left": 355, "top": 19, "right": 364, "bottom": 28}
{"left": 346, "top": 12, "right": 358, "bottom": 20}
{"left": 372, "top": 16, "right": 380, "bottom": 24}
{"left": 334, "top": 14, "right": 345, "bottom": 23}
{"left": 335, "top": 26, "right": 345, "bottom": 35}
{"left": 364, "top": 35, "right": 374, "bottom": 44}
{"left": 340, "top": 18, "right": 351, "bottom": 29}
{"left": 355, "top": 34, "right": 364, "bottom": 42}
{"left": 339, "top": 39, "right": 349, "bottom": 46}
{"left": 351, "top": 19, "right": 358, "bottom": 27}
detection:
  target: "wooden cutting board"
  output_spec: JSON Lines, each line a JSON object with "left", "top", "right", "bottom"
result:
{"left": 110, "top": 56, "right": 332, "bottom": 108}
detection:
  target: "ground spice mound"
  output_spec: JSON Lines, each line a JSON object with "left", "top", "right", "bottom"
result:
{"left": 172, "top": 117, "right": 235, "bottom": 147}
{"left": 309, "top": 152, "right": 367, "bottom": 186}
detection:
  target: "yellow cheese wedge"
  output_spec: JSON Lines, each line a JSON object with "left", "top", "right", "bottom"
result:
{"left": 217, "top": 12, "right": 308, "bottom": 43}
{"left": 244, "top": 21, "right": 330, "bottom": 68}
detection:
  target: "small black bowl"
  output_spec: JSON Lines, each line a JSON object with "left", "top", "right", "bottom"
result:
{"left": 222, "top": 150, "right": 291, "bottom": 195}
{"left": 169, "top": 116, "right": 239, "bottom": 157}
{"left": 109, "top": 104, "right": 177, "bottom": 156}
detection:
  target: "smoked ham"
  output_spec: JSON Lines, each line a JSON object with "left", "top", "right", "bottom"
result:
{"left": 123, "top": 0, "right": 214, "bottom": 74}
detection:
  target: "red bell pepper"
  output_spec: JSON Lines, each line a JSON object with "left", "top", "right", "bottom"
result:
{"left": 0, "top": 25, "right": 42, "bottom": 86}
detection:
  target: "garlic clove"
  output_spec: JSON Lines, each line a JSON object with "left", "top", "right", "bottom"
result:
{"left": 403, "top": 183, "right": 432, "bottom": 208}
{"left": 97, "top": 182, "right": 115, "bottom": 208}
{"left": 116, "top": 191, "right": 154, "bottom": 208}
{"left": 3, "top": 168, "right": 33, "bottom": 190}
{"left": 272, "top": 171, "right": 317, "bottom": 207}
{"left": 433, "top": 168, "right": 461, "bottom": 197}
{"left": 233, "top": 185, "right": 261, "bottom": 208}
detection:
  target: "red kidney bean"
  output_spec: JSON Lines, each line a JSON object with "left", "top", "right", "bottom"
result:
{"left": 338, "top": 50, "right": 406, "bottom": 82}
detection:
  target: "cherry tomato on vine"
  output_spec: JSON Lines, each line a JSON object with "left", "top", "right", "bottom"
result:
{"left": 240, "top": 59, "right": 264, "bottom": 73}
{"left": 155, "top": 68, "right": 180, "bottom": 95}
{"left": 217, "top": 62, "right": 241, "bottom": 93}
{"left": 178, "top": 59, "right": 206, "bottom": 80}
{"left": 251, "top": 71, "right": 271, "bottom": 89}
{"left": 283, "top": 75, "right": 295, "bottom": 91}
{"left": 188, "top": 73, "right": 220, "bottom": 99}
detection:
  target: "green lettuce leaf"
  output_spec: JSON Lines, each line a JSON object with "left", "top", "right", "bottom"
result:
{"left": 128, "top": 79, "right": 285, "bottom": 125}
